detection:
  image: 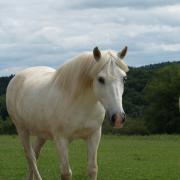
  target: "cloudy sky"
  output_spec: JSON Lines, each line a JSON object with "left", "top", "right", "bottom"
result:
{"left": 0, "top": 0, "right": 180, "bottom": 76}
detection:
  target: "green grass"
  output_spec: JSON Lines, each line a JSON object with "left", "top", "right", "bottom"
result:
{"left": 0, "top": 135, "right": 180, "bottom": 180}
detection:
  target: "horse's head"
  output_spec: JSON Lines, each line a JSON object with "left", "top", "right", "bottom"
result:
{"left": 92, "top": 46, "right": 128, "bottom": 128}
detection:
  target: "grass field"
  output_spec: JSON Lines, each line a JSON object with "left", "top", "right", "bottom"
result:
{"left": 0, "top": 135, "right": 180, "bottom": 180}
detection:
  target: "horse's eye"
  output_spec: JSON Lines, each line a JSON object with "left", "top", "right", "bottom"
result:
{"left": 98, "top": 77, "right": 105, "bottom": 84}
{"left": 123, "top": 76, "right": 127, "bottom": 83}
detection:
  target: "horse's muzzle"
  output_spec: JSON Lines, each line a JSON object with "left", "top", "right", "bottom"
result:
{"left": 110, "top": 112, "right": 126, "bottom": 129}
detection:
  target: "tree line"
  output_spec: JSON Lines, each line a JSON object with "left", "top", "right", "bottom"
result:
{"left": 0, "top": 61, "right": 180, "bottom": 134}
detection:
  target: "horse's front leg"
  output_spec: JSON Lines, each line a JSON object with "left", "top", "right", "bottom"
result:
{"left": 54, "top": 136, "right": 72, "bottom": 180}
{"left": 87, "top": 127, "right": 101, "bottom": 180}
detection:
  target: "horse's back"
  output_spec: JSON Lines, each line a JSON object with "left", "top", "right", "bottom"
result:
{"left": 6, "top": 66, "right": 56, "bottom": 130}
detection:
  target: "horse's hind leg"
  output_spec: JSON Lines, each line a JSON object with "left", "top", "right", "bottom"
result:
{"left": 17, "top": 129, "right": 42, "bottom": 180}
{"left": 28, "top": 137, "right": 46, "bottom": 180}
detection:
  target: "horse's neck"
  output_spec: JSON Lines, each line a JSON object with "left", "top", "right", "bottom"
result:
{"left": 68, "top": 85, "right": 98, "bottom": 108}
{"left": 72, "top": 91, "right": 102, "bottom": 117}
{"left": 54, "top": 60, "right": 95, "bottom": 102}
{"left": 80, "top": 88, "right": 97, "bottom": 104}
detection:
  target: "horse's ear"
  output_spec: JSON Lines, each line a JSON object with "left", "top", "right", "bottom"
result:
{"left": 118, "top": 46, "right": 128, "bottom": 59}
{"left": 93, "top": 47, "right": 101, "bottom": 61}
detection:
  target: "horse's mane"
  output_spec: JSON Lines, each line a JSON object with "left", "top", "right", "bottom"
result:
{"left": 53, "top": 51, "right": 128, "bottom": 101}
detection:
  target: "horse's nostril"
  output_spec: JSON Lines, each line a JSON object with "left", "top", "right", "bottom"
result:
{"left": 122, "top": 113, "right": 126, "bottom": 123}
{"left": 111, "top": 113, "right": 126, "bottom": 123}
{"left": 111, "top": 114, "right": 116, "bottom": 123}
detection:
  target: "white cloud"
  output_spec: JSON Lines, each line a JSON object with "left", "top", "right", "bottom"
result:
{"left": 0, "top": 1, "right": 180, "bottom": 75}
{"left": 143, "top": 43, "right": 180, "bottom": 52}
{"left": 0, "top": 66, "right": 26, "bottom": 76}
{"left": 62, "top": 0, "right": 180, "bottom": 9}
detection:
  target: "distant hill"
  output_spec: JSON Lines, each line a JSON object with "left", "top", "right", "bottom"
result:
{"left": 136, "top": 61, "right": 180, "bottom": 70}
{"left": 124, "top": 61, "right": 180, "bottom": 117}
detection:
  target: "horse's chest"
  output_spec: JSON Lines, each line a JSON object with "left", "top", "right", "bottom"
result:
{"left": 72, "top": 128, "right": 94, "bottom": 139}
{"left": 66, "top": 110, "right": 105, "bottom": 139}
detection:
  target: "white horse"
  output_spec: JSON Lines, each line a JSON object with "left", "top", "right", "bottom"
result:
{"left": 6, "top": 46, "right": 129, "bottom": 180}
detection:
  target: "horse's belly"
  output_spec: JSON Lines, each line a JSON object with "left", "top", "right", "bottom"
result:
{"left": 27, "top": 125, "right": 54, "bottom": 139}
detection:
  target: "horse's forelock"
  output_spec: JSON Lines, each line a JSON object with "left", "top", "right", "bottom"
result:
{"left": 107, "top": 50, "right": 129, "bottom": 73}
{"left": 116, "top": 60, "right": 129, "bottom": 72}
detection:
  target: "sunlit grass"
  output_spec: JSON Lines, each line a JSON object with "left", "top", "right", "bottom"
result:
{"left": 0, "top": 135, "right": 180, "bottom": 180}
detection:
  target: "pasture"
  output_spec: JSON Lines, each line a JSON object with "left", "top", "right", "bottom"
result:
{"left": 0, "top": 135, "right": 180, "bottom": 180}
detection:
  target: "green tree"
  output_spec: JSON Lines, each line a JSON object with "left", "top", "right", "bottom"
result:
{"left": 0, "top": 95, "right": 9, "bottom": 119}
{"left": 144, "top": 65, "right": 180, "bottom": 133}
